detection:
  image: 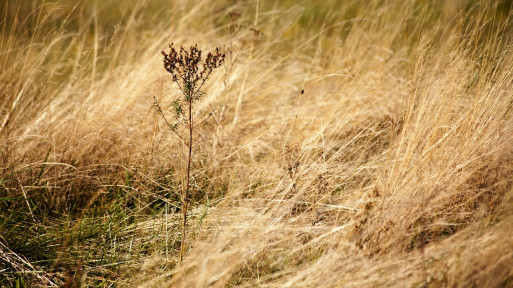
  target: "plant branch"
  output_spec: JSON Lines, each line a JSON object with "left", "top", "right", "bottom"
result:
{"left": 153, "top": 96, "right": 185, "bottom": 142}
{"left": 193, "top": 70, "right": 212, "bottom": 97}
{"left": 194, "top": 111, "right": 214, "bottom": 128}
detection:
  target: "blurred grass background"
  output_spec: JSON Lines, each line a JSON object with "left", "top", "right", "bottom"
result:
{"left": 1, "top": 0, "right": 513, "bottom": 287}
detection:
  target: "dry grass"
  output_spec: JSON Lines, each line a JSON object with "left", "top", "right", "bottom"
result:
{"left": 1, "top": 0, "right": 513, "bottom": 287}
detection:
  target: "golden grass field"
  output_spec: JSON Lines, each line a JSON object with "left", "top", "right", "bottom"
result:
{"left": 1, "top": 0, "right": 513, "bottom": 286}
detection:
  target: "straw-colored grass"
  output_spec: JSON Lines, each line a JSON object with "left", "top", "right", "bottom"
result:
{"left": 1, "top": 0, "right": 512, "bottom": 287}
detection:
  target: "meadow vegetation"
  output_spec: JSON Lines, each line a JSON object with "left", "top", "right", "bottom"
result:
{"left": 1, "top": 0, "right": 513, "bottom": 286}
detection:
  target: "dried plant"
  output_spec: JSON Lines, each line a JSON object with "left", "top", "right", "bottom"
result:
{"left": 154, "top": 43, "right": 224, "bottom": 262}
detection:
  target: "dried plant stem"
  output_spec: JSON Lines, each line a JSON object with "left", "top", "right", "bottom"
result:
{"left": 159, "top": 43, "right": 224, "bottom": 262}
{"left": 180, "top": 98, "right": 193, "bottom": 262}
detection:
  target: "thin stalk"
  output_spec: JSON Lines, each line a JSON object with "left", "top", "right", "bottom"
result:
{"left": 180, "top": 94, "right": 193, "bottom": 262}
{"left": 161, "top": 43, "right": 224, "bottom": 262}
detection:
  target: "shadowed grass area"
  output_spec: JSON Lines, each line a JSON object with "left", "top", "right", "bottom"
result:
{"left": 1, "top": 0, "right": 513, "bottom": 287}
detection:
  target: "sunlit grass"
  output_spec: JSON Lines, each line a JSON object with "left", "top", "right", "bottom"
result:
{"left": 1, "top": 0, "right": 513, "bottom": 287}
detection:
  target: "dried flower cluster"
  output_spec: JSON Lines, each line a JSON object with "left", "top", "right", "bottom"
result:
{"left": 162, "top": 43, "right": 225, "bottom": 99}
{"left": 228, "top": 11, "right": 242, "bottom": 35}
